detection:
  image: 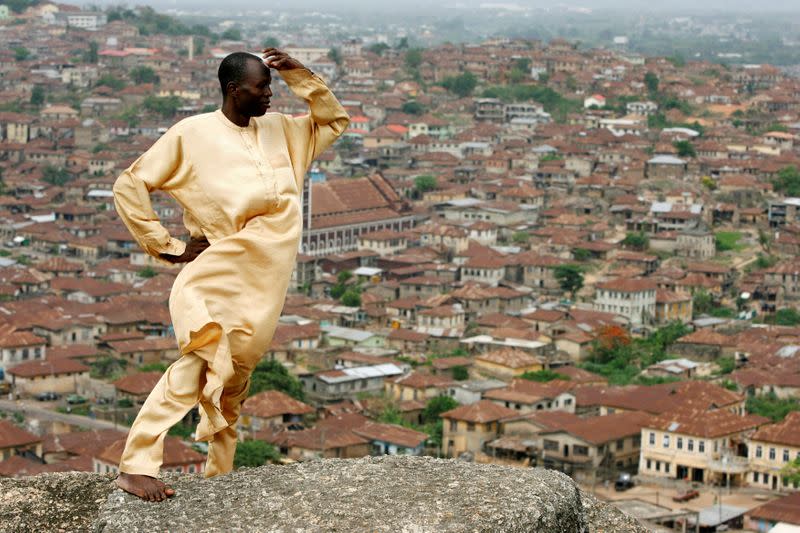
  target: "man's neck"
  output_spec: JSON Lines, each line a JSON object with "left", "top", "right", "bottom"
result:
{"left": 221, "top": 101, "right": 250, "bottom": 127}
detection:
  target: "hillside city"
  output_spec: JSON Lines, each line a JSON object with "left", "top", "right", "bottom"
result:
{"left": 0, "top": 2, "right": 799, "bottom": 531}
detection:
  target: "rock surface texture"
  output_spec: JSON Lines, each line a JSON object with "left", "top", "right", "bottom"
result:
{"left": 0, "top": 456, "right": 647, "bottom": 533}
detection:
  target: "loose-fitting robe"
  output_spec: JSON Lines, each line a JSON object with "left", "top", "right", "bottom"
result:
{"left": 113, "top": 68, "right": 349, "bottom": 442}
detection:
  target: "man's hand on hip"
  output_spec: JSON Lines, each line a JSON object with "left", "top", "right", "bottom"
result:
{"left": 159, "top": 236, "right": 210, "bottom": 264}
{"left": 261, "top": 48, "right": 305, "bottom": 71}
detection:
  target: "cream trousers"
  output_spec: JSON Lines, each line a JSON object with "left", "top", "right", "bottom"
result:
{"left": 118, "top": 342, "right": 253, "bottom": 478}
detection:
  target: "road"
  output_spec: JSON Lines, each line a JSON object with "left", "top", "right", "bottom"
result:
{"left": 0, "top": 399, "right": 120, "bottom": 431}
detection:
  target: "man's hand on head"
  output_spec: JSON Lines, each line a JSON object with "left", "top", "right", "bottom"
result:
{"left": 261, "top": 48, "right": 305, "bottom": 71}
{"left": 159, "top": 236, "right": 210, "bottom": 264}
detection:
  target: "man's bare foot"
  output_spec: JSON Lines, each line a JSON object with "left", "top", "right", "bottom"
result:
{"left": 116, "top": 472, "right": 175, "bottom": 502}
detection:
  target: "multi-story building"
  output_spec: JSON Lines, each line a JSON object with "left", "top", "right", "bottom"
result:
{"left": 748, "top": 412, "right": 800, "bottom": 492}
{"left": 441, "top": 399, "right": 517, "bottom": 457}
{"left": 594, "top": 278, "right": 657, "bottom": 326}
{"left": 640, "top": 408, "right": 766, "bottom": 486}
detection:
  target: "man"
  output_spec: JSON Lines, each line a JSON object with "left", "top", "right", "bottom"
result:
{"left": 112, "top": 48, "right": 349, "bottom": 501}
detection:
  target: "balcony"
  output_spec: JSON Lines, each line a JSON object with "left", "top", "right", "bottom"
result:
{"left": 708, "top": 453, "right": 748, "bottom": 473}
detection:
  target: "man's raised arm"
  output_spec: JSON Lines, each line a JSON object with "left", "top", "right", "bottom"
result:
{"left": 265, "top": 49, "right": 350, "bottom": 179}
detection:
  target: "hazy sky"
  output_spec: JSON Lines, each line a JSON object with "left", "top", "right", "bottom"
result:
{"left": 89, "top": 0, "right": 800, "bottom": 11}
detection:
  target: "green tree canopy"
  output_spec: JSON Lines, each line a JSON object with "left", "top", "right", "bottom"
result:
{"left": 367, "top": 43, "right": 390, "bottom": 56}
{"left": 554, "top": 264, "right": 584, "bottom": 299}
{"left": 644, "top": 71, "right": 659, "bottom": 94}
{"left": 14, "top": 47, "right": 29, "bottom": 62}
{"left": 405, "top": 49, "right": 423, "bottom": 69}
{"left": 401, "top": 101, "right": 425, "bottom": 115}
{"left": 327, "top": 47, "right": 342, "bottom": 66}
{"left": 772, "top": 165, "right": 800, "bottom": 197}
{"left": 42, "top": 166, "right": 72, "bottom": 186}
{"left": 143, "top": 95, "right": 182, "bottom": 118}
{"left": 233, "top": 440, "right": 280, "bottom": 468}
{"left": 441, "top": 72, "right": 478, "bottom": 98}
{"left": 263, "top": 37, "right": 280, "bottom": 48}
{"left": 622, "top": 232, "right": 649, "bottom": 251}
{"left": 249, "top": 359, "right": 306, "bottom": 401}
{"left": 130, "top": 66, "right": 159, "bottom": 85}
{"left": 96, "top": 75, "right": 126, "bottom": 91}
{"left": 414, "top": 175, "right": 437, "bottom": 193}
{"left": 673, "top": 140, "right": 696, "bottom": 158}
{"left": 30, "top": 86, "right": 45, "bottom": 107}
{"left": 519, "top": 369, "right": 570, "bottom": 382}
{"left": 221, "top": 28, "right": 242, "bottom": 41}
{"left": 422, "top": 395, "right": 459, "bottom": 424}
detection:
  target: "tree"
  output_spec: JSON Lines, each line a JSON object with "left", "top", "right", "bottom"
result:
{"left": 221, "top": 28, "right": 242, "bottom": 41}
{"left": 233, "top": 440, "right": 280, "bottom": 468}
{"left": 396, "top": 37, "right": 409, "bottom": 50}
{"left": 414, "top": 175, "right": 437, "bottom": 193}
{"left": 86, "top": 41, "right": 99, "bottom": 64}
{"left": 572, "top": 248, "right": 591, "bottom": 261}
{"left": 341, "top": 289, "right": 361, "bottom": 307}
{"left": 554, "top": 265, "right": 583, "bottom": 299}
{"left": 327, "top": 47, "right": 342, "bottom": 66}
{"left": 768, "top": 308, "right": 800, "bottom": 326}
{"left": 42, "top": 166, "right": 72, "bottom": 186}
{"left": 30, "top": 86, "right": 45, "bottom": 107}
{"left": 519, "top": 369, "right": 570, "bottom": 382}
{"left": 451, "top": 366, "right": 469, "bottom": 381}
{"left": 401, "top": 101, "right": 425, "bottom": 115}
{"left": 512, "top": 231, "right": 530, "bottom": 244}
{"left": 422, "top": 395, "right": 458, "bottom": 424}
{"left": 130, "top": 66, "right": 159, "bottom": 85}
{"left": 14, "top": 47, "right": 29, "bottom": 62}
{"left": 693, "top": 290, "right": 714, "bottom": 316}
{"left": 248, "top": 359, "right": 306, "bottom": 401}
{"left": 262, "top": 37, "right": 280, "bottom": 48}
{"left": 96, "top": 75, "right": 126, "bottom": 91}
{"left": 622, "top": 232, "right": 649, "bottom": 251}
{"left": 673, "top": 140, "right": 696, "bottom": 158}
{"left": 781, "top": 457, "right": 800, "bottom": 487}
{"left": 644, "top": 71, "right": 659, "bottom": 94}
{"left": 138, "top": 266, "right": 157, "bottom": 278}
{"left": 441, "top": 72, "right": 478, "bottom": 98}
{"left": 746, "top": 392, "right": 800, "bottom": 422}
{"left": 405, "top": 49, "right": 423, "bottom": 69}
{"left": 772, "top": 165, "right": 800, "bottom": 197}
{"left": 367, "top": 43, "right": 390, "bottom": 56}
{"left": 143, "top": 95, "right": 182, "bottom": 118}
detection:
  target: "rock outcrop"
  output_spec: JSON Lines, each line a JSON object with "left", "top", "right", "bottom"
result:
{"left": 0, "top": 456, "right": 646, "bottom": 533}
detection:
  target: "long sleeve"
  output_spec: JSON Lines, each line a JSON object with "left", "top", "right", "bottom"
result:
{"left": 278, "top": 68, "right": 350, "bottom": 180}
{"left": 112, "top": 127, "right": 187, "bottom": 261}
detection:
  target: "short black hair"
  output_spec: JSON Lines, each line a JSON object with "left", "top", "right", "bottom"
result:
{"left": 218, "top": 52, "right": 264, "bottom": 98}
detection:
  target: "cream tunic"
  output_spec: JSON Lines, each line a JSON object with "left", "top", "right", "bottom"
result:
{"left": 113, "top": 68, "right": 349, "bottom": 441}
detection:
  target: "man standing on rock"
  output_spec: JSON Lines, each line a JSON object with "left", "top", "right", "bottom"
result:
{"left": 112, "top": 48, "right": 349, "bottom": 501}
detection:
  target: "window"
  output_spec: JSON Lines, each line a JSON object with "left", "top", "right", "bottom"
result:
{"left": 677, "top": 437, "right": 683, "bottom": 450}
{"left": 784, "top": 450, "right": 790, "bottom": 462}
{"left": 665, "top": 463, "right": 670, "bottom": 473}
{"left": 688, "top": 439, "right": 694, "bottom": 452}
{"left": 699, "top": 441, "right": 705, "bottom": 453}
{"left": 649, "top": 432, "right": 655, "bottom": 446}
{"left": 466, "top": 422, "right": 475, "bottom": 432}
{"left": 646, "top": 459, "right": 652, "bottom": 469}
{"left": 769, "top": 448, "right": 776, "bottom": 460}
{"left": 543, "top": 439, "right": 558, "bottom": 451}
{"left": 656, "top": 461, "right": 661, "bottom": 472}
{"left": 449, "top": 420, "right": 457, "bottom": 432}
{"left": 663, "top": 435, "right": 670, "bottom": 448}
{"left": 633, "top": 435, "right": 641, "bottom": 447}
{"left": 573, "top": 445, "right": 589, "bottom": 456}
{"left": 756, "top": 446, "right": 762, "bottom": 458}
{"left": 616, "top": 439, "right": 625, "bottom": 451}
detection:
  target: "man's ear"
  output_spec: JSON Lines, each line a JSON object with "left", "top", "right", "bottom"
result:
{"left": 226, "top": 81, "right": 238, "bottom": 98}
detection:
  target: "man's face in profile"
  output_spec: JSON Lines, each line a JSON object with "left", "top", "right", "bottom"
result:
{"left": 234, "top": 59, "right": 273, "bottom": 117}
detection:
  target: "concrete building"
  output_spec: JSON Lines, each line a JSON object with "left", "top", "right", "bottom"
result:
{"left": 594, "top": 278, "right": 657, "bottom": 326}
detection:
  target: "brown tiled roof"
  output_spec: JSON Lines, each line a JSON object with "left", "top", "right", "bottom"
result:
{"left": 267, "top": 426, "right": 369, "bottom": 451}
{"left": 676, "top": 329, "right": 736, "bottom": 347}
{"left": 596, "top": 278, "right": 657, "bottom": 292}
{"left": 392, "top": 371, "right": 454, "bottom": 389}
{"left": 646, "top": 409, "right": 767, "bottom": 439}
{"left": 574, "top": 381, "right": 743, "bottom": 415}
{"left": 750, "top": 411, "right": 800, "bottom": 447}
{"left": 107, "top": 337, "right": 177, "bottom": 354}
{"left": 553, "top": 366, "right": 607, "bottom": 384}
{"left": 387, "top": 328, "right": 429, "bottom": 342}
{"left": 42, "top": 429, "right": 126, "bottom": 457}
{"left": 746, "top": 493, "right": 800, "bottom": 525}
{"left": 0, "top": 324, "right": 47, "bottom": 348}
{"left": 0, "top": 420, "right": 41, "bottom": 449}
{"left": 476, "top": 348, "right": 542, "bottom": 369}
{"left": 542, "top": 411, "right": 652, "bottom": 445}
{"left": 7, "top": 358, "right": 90, "bottom": 378}
{"left": 352, "top": 421, "right": 428, "bottom": 448}
{"left": 112, "top": 372, "right": 163, "bottom": 395}
{"left": 440, "top": 399, "right": 518, "bottom": 423}
{"left": 431, "top": 356, "right": 473, "bottom": 370}
{"left": 241, "top": 390, "right": 315, "bottom": 419}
